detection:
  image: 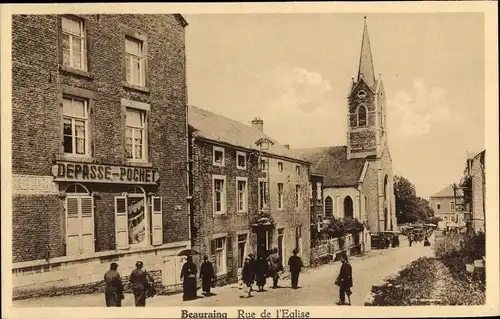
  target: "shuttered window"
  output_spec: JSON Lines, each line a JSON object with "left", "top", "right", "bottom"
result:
{"left": 65, "top": 196, "right": 95, "bottom": 256}
{"left": 114, "top": 196, "right": 129, "bottom": 249}
{"left": 151, "top": 196, "right": 163, "bottom": 246}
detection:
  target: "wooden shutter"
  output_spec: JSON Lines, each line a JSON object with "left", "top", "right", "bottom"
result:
{"left": 226, "top": 236, "right": 233, "bottom": 277}
{"left": 80, "top": 196, "right": 95, "bottom": 254}
{"left": 151, "top": 196, "right": 163, "bottom": 246}
{"left": 114, "top": 196, "right": 129, "bottom": 250}
{"left": 66, "top": 197, "right": 81, "bottom": 256}
{"left": 210, "top": 239, "right": 216, "bottom": 272}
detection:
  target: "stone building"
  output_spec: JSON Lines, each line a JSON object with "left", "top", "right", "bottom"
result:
{"left": 460, "top": 150, "right": 486, "bottom": 232}
{"left": 291, "top": 18, "right": 397, "bottom": 234}
{"left": 310, "top": 173, "right": 325, "bottom": 230}
{"left": 429, "top": 184, "right": 466, "bottom": 228}
{"left": 12, "top": 14, "right": 190, "bottom": 297}
{"left": 188, "top": 106, "right": 311, "bottom": 283}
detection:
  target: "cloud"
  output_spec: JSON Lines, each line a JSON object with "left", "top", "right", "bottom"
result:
{"left": 387, "top": 78, "right": 458, "bottom": 138}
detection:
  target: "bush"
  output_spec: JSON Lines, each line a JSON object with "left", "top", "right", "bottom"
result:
{"left": 319, "top": 217, "right": 365, "bottom": 239}
{"left": 434, "top": 231, "right": 485, "bottom": 262}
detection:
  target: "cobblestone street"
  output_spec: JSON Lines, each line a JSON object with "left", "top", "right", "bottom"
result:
{"left": 13, "top": 237, "right": 434, "bottom": 307}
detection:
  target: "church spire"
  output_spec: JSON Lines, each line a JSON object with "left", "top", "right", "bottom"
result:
{"left": 357, "top": 16, "right": 376, "bottom": 89}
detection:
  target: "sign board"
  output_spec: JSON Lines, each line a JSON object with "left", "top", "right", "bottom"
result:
{"left": 51, "top": 161, "right": 159, "bottom": 185}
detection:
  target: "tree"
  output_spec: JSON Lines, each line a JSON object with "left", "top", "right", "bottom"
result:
{"left": 394, "top": 175, "right": 434, "bottom": 224}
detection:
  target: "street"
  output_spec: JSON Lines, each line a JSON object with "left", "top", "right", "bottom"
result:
{"left": 13, "top": 237, "right": 434, "bottom": 307}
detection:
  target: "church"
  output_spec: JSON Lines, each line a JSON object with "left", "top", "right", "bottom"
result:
{"left": 291, "top": 18, "right": 397, "bottom": 233}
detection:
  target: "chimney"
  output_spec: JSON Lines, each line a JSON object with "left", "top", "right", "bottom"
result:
{"left": 284, "top": 144, "right": 290, "bottom": 149}
{"left": 251, "top": 117, "right": 264, "bottom": 132}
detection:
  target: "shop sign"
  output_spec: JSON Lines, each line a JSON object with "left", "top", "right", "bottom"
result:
{"left": 51, "top": 161, "right": 159, "bottom": 185}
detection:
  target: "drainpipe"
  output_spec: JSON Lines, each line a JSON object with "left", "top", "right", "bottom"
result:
{"left": 185, "top": 104, "right": 192, "bottom": 250}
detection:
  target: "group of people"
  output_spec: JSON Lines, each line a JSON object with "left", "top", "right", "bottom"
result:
{"left": 239, "top": 247, "right": 305, "bottom": 298}
{"left": 103, "top": 261, "right": 156, "bottom": 307}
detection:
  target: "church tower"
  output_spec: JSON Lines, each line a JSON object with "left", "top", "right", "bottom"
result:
{"left": 347, "top": 17, "right": 387, "bottom": 160}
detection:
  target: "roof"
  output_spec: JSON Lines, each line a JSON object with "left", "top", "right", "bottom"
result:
{"left": 188, "top": 105, "right": 307, "bottom": 162}
{"left": 430, "top": 184, "right": 462, "bottom": 198}
{"left": 357, "top": 18, "right": 376, "bottom": 90}
{"left": 290, "top": 146, "right": 366, "bottom": 187}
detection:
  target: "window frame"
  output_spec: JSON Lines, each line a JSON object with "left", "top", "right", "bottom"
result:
{"left": 62, "top": 95, "right": 90, "bottom": 157}
{"left": 277, "top": 161, "right": 284, "bottom": 173}
{"left": 214, "top": 236, "right": 227, "bottom": 276}
{"left": 213, "top": 146, "right": 226, "bottom": 167}
{"left": 121, "top": 99, "right": 150, "bottom": 164}
{"left": 316, "top": 182, "right": 322, "bottom": 201}
{"left": 60, "top": 15, "right": 88, "bottom": 72}
{"left": 450, "top": 201, "right": 455, "bottom": 211}
{"left": 236, "top": 177, "right": 248, "bottom": 213}
{"left": 277, "top": 182, "right": 284, "bottom": 210}
{"left": 236, "top": 151, "right": 247, "bottom": 170}
{"left": 325, "top": 196, "right": 333, "bottom": 217}
{"left": 295, "top": 165, "right": 301, "bottom": 176}
{"left": 357, "top": 104, "right": 368, "bottom": 127}
{"left": 64, "top": 184, "right": 94, "bottom": 257}
{"left": 295, "top": 184, "right": 301, "bottom": 208}
{"left": 122, "top": 28, "right": 148, "bottom": 89}
{"left": 212, "top": 174, "right": 227, "bottom": 215}
{"left": 436, "top": 202, "right": 441, "bottom": 211}
{"left": 258, "top": 178, "right": 268, "bottom": 212}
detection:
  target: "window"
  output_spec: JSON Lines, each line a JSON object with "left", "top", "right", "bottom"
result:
{"left": 278, "top": 162, "right": 284, "bottom": 172}
{"left": 61, "top": 16, "right": 86, "bottom": 70}
{"left": 258, "top": 179, "right": 268, "bottom": 211}
{"left": 126, "top": 108, "right": 146, "bottom": 161}
{"left": 213, "top": 175, "right": 227, "bottom": 214}
{"left": 450, "top": 201, "right": 455, "bottom": 211}
{"left": 63, "top": 96, "right": 89, "bottom": 156}
{"left": 357, "top": 90, "right": 366, "bottom": 98}
{"left": 316, "top": 182, "right": 322, "bottom": 201}
{"left": 237, "top": 178, "right": 248, "bottom": 212}
{"left": 260, "top": 158, "right": 268, "bottom": 171}
{"left": 236, "top": 151, "right": 246, "bottom": 170}
{"left": 278, "top": 183, "right": 284, "bottom": 209}
{"left": 296, "top": 165, "right": 301, "bottom": 176}
{"left": 125, "top": 37, "right": 145, "bottom": 86}
{"left": 309, "top": 182, "right": 313, "bottom": 199}
{"left": 213, "top": 146, "right": 225, "bottom": 167}
{"left": 437, "top": 203, "right": 441, "bottom": 211}
{"left": 325, "top": 196, "right": 333, "bottom": 217}
{"left": 114, "top": 187, "right": 164, "bottom": 249}
{"left": 237, "top": 234, "right": 247, "bottom": 268}
{"left": 65, "top": 184, "right": 94, "bottom": 256}
{"left": 295, "top": 185, "right": 301, "bottom": 208}
{"left": 214, "top": 237, "right": 226, "bottom": 275}
{"left": 357, "top": 105, "right": 367, "bottom": 127}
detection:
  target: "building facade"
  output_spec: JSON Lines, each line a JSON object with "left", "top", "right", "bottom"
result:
{"left": 310, "top": 173, "right": 325, "bottom": 229}
{"left": 291, "top": 18, "right": 397, "bottom": 233}
{"left": 12, "top": 14, "right": 190, "bottom": 297}
{"left": 460, "top": 150, "right": 486, "bottom": 232}
{"left": 429, "top": 184, "right": 466, "bottom": 228}
{"left": 188, "top": 106, "right": 311, "bottom": 284}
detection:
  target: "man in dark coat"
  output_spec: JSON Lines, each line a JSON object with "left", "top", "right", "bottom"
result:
{"left": 335, "top": 254, "right": 353, "bottom": 305}
{"left": 199, "top": 255, "right": 215, "bottom": 296}
{"left": 288, "top": 248, "right": 304, "bottom": 289}
{"left": 241, "top": 256, "right": 256, "bottom": 298}
{"left": 129, "top": 261, "right": 152, "bottom": 307}
{"left": 104, "top": 262, "right": 124, "bottom": 307}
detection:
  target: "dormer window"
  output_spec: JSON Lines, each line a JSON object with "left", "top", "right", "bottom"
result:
{"left": 357, "top": 90, "right": 366, "bottom": 98}
{"left": 357, "top": 104, "right": 367, "bottom": 127}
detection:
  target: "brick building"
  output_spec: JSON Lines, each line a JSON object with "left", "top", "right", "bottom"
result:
{"left": 429, "top": 184, "right": 466, "bottom": 228}
{"left": 12, "top": 14, "right": 190, "bottom": 297}
{"left": 460, "top": 150, "right": 486, "bottom": 232}
{"left": 291, "top": 18, "right": 397, "bottom": 234}
{"left": 188, "top": 106, "right": 311, "bottom": 283}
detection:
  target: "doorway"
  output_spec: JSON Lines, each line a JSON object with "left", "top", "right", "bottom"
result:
{"left": 256, "top": 229, "right": 272, "bottom": 256}
{"left": 344, "top": 196, "right": 354, "bottom": 218}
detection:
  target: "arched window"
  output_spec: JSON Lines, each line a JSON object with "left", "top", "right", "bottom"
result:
{"left": 65, "top": 183, "right": 90, "bottom": 194}
{"left": 344, "top": 196, "right": 354, "bottom": 218}
{"left": 325, "top": 196, "right": 333, "bottom": 217}
{"left": 357, "top": 105, "right": 367, "bottom": 127}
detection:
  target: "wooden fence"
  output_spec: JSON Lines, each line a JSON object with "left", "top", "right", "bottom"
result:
{"left": 311, "top": 232, "right": 364, "bottom": 267}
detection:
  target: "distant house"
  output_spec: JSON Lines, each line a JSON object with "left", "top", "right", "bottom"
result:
{"left": 429, "top": 184, "right": 465, "bottom": 228}
{"left": 460, "top": 150, "right": 486, "bottom": 232}
{"left": 188, "top": 106, "right": 311, "bottom": 284}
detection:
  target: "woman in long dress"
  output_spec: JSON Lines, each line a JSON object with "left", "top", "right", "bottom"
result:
{"left": 180, "top": 255, "right": 198, "bottom": 301}
{"left": 241, "top": 257, "right": 255, "bottom": 298}
{"left": 104, "top": 262, "right": 124, "bottom": 307}
{"left": 255, "top": 253, "right": 268, "bottom": 292}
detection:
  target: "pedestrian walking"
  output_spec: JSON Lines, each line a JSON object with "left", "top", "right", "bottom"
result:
{"left": 267, "top": 247, "right": 283, "bottom": 289}
{"left": 288, "top": 248, "right": 304, "bottom": 289}
{"left": 408, "top": 233, "right": 413, "bottom": 247}
{"left": 180, "top": 255, "right": 198, "bottom": 301}
{"left": 255, "top": 252, "right": 268, "bottom": 292}
{"left": 129, "top": 261, "right": 154, "bottom": 307}
{"left": 199, "top": 255, "right": 215, "bottom": 296}
{"left": 104, "top": 262, "right": 124, "bottom": 307}
{"left": 335, "top": 254, "right": 353, "bottom": 306}
{"left": 241, "top": 256, "right": 255, "bottom": 298}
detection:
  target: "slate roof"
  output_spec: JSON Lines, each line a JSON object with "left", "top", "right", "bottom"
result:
{"left": 430, "top": 184, "right": 461, "bottom": 198}
{"left": 188, "top": 105, "right": 306, "bottom": 162}
{"left": 290, "top": 146, "right": 366, "bottom": 187}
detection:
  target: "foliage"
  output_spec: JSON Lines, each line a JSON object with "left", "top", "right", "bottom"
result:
{"left": 319, "top": 217, "right": 365, "bottom": 239}
{"left": 434, "top": 231, "right": 485, "bottom": 263}
{"left": 394, "top": 175, "right": 434, "bottom": 223}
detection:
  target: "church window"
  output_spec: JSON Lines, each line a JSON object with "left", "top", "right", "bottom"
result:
{"left": 325, "top": 196, "right": 333, "bottom": 217}
{"left": 357, "top": 90, "right": 366, "bottom": 98}
{"left": 357, "top": 105, "right": 367, "bottom": 127}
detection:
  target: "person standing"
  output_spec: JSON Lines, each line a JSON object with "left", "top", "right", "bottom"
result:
{"left": 199, "top": 255, "right": 215, "bottom": 296}
{"left": 267, "top": 247, "right": 283, "bottom": 289}
{"left": 180, "top": 255, "right": 198, "bottom": 301}
{"left": 241, "top": 256, "right": 255, "bottom": 298}
{"left": 129, "top": 261, "right": 152, "bottom": 307}
{"left": 104, "top": 262, "right": 124, "bottom": 307}
{"left": 408, "top": 233, "right": 414, "bottom": 247}
{"left": 335, "top": 254, "right": 353, "bottom": 305}
{"left": 288, "top": 248, "right": 304, "bottom": 289}
{"left": 255, "top": 252, "right": 268, "bottom": 292}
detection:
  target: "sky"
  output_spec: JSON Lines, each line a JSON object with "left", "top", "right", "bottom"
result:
{"left": 184, "top": 13, "right": 485, "bottom": 199}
